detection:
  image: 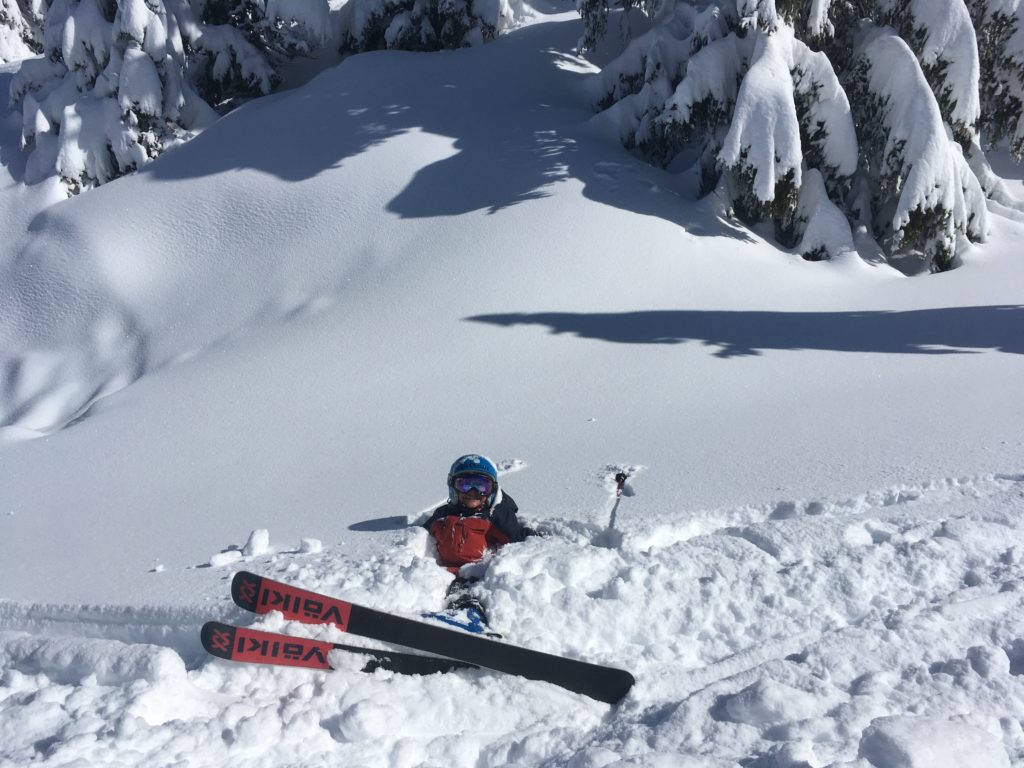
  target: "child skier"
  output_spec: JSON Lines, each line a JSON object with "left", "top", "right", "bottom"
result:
{"left": 422, "top": 454, "right": 534, "bottom": 624}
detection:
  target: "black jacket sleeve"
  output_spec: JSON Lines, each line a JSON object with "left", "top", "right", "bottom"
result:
{"left": 489, "top": 494, "right": 532, "bottom": 543}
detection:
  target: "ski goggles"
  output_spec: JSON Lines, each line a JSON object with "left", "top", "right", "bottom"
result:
{"left": 451, "top": 474, "right": 495, "bottom": 496}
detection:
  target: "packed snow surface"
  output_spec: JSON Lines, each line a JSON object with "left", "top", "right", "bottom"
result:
{"left": 2, "top": 3, "right": 1024, "bottom": 766}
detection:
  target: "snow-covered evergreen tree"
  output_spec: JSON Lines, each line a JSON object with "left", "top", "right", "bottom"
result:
{"left": 576, "top": 0, "right": 656, "bottom": 53}
{"left": 203, "top": 0, "right": 330, "bottom": 63}
{"left": 576, "top": 0, "right": 610, "bottom": 52}
{"left": 189, "top": 1, "right": 280, "bottom": 112}
{"left": 597, "top": 1, "right": 858, "bottom": 258}
{"left": 846, "top": 25, "right": 986, "bottom": 271}
{"left": 968, "top": 0, "right": 1024, "bottom": 159}
{"left": 0, "top": 0, "right": 46, "bottom": 62}
{"left": 193, "top": 0, "right": 330, "bottom": 109}
{"left": 10, "top": 0, "right": 214, "bottom": 192}
{"left": 339, "top": 0, "right": 517, "bottom": 53}
{"left": 592, "top": 0, "right": 1008, "bottom": 272}
{"left": 7, "top": 0, "right": 332, "bottom": 192}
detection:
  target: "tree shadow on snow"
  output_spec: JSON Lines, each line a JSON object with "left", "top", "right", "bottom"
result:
{"left": 142, "top": 17, "right": 746, "bottom": 240}
{"left": 465, "top": 305, "right": 1024, "bottom": 358}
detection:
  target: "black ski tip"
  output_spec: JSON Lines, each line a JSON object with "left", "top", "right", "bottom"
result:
{"left": 231, "top": 570, "right": 263, "bottom": 612}
{"left": 200, "top": 621, "right": 237, "bottom": 660}
{"left": 605, "top": 669, "right": 636, "bottom": 705}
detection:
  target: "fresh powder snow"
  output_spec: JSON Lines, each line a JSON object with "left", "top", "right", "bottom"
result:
{"left": 2, "top": 3, "right": 1024, "bottom": 767}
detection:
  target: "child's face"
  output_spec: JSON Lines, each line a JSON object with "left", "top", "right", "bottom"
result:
{"left": 457, "top": 491, "right": 486, "bottom": 510}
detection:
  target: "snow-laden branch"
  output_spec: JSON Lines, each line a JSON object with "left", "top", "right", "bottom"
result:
{"left": 877, "top": 0, "right": 981, "bottom": 145}
{"left": 719, "top": 28, "right": 804, "bottom": 206}
{"left": 850, "top": 25, "right": 987, "bottom": 269}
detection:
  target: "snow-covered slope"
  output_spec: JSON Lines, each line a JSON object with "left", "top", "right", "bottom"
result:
{"left": 3, "top": 473, "right": 1024, "bottom": 766}
{"left": 2, "top": 6, "right": 1024, "bottom": 767}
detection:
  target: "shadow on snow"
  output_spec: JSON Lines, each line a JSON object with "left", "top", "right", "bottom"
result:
{"left": 348, "top": 516, "right": 412, "bottom": 532}
{"left": 465, "top": 305, "right": 1024, "bottom": 358}
{"left": 141, "top": 17, "right": 747, "bottom": 241}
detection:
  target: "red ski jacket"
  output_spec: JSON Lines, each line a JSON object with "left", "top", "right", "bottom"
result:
{"left": 423, "top": 494, "right": 528, "bottom": 573}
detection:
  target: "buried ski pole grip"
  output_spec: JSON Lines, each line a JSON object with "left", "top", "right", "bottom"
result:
{"left": 614, "top": 472, "right": 628, "bottom": 497}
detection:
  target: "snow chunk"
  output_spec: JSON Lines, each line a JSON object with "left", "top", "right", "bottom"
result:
{"left": 330, "top": 699, "right": 403, "bottom": 741}
{"left": 243, "top": 528, "right": 271, "bottom": 556}
{"left": 967, "top": 645, "right": 1011, "bottom": 679}
{"left": 859, "top": 716, "right": 1010, "bottom": 768}
{"left": 208, "top": 550, "right": 242, "bottom": 567}
{"left": 300, "top": 538, "right": 323, "bottom": 554}
{"left": 719, "top": 678, "right": 821, "bottom": 725}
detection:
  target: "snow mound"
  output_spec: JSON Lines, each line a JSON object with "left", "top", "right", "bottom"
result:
{"left": 718, "top": 678, "right": 821, "bottom": 725}
{"left": 0, "top": 307, "right": 145, "bottom": 443}
{"left": 0, "top": 632, "right": 185, "bottom": 685}
{"left": 859, "top": 716, "right": 1010, "bottom": 768}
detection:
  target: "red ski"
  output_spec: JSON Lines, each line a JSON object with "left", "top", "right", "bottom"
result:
{"left": 201, "top": 621, "right": 476, "bottom": 675}
{"left": 228, "top": 570, "right": 635, "bottom": 704}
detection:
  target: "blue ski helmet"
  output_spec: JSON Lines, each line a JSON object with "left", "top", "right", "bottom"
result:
{"left": 447, "top": 454, "right": 500, "bottom": 507}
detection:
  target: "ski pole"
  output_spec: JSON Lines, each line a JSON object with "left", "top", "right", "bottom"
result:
{"left": 614, "top": 472, "right": 628, "bottom": 497}
{"left": 607, "top": 471, "right": 629, "bottom": 533}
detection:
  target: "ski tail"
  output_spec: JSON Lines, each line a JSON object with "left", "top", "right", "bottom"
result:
{"left": 231, "top": 570, "right": 353, "bottom": 630}
{"left": 230, "top": 571, "right": 262, "bottom": 612}
{"left": 201, "top": 621, "right": 477, "bottom": 675}
{"left": 201, "top": 621, "right": 238, "bottom": 661}
{"left": 201, "top": 621, "right": 333, "bottom": 669}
